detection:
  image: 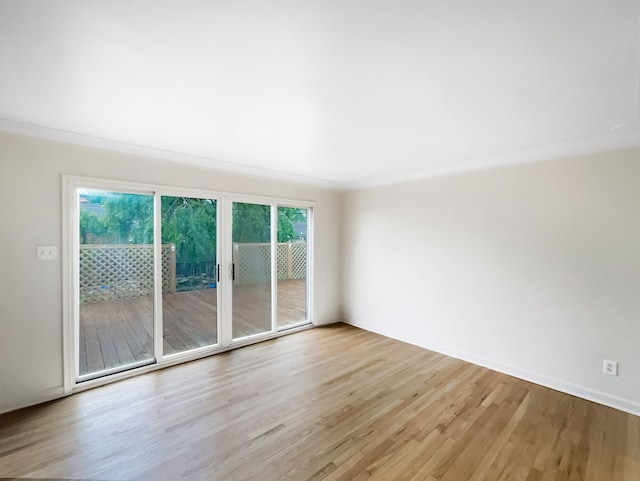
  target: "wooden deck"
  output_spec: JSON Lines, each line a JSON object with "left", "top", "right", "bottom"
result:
{"left": 79, "top": 279, "right": 307, "bottom": 377}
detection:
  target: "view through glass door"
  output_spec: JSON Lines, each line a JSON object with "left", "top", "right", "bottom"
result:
{"left": 72, "top": 182, "right": 312, "bottom": 385}
{"left": 276, "top": 206, "right": 308, "bottom": 328}
{"left": 161, "top": 196, "right": 218, "bottom": 355}
{"left": 230, "top": 203, "right": 311, "bottom": 340}
{"left": 78, "top": 189, "right": 156, "bottom": 380}
{"left": 231, "top": 202, "right": 273, "bottom": 340}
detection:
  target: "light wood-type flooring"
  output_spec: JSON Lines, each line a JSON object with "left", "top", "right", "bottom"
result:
{"left": 1, "top": 323, "right": 639, "bottom": 480}
{"left": 79, "top": 278, "right": 307, "bottom": 376}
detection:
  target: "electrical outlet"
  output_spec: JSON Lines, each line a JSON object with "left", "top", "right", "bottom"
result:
{"left": 37, "top": 245, "right": 58, "bottom": 261}
{"left": 603, "top": 359, "right": 618, "bottom": 376}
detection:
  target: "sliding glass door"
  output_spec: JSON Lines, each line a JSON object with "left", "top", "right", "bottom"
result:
{"left": 231, "top": 202, "right": 273, "bottom": 340}
{"left": 161, "top": 196, "right": 219, "bottom": 355}
{"left": 276, "top": 207, "right": 309, "bottom": 329}
{"left": 229, "top": 203, "right": 310, "bottom": 340}
{"left": 77, "top": 189, "right": 155, "bottom": 380}
{"left": 70, "top": 178, "right": 312, "bottom": 385}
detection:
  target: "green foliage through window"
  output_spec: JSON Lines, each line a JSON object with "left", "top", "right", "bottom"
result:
{"left": 79, "top": 191, "right": 153, "bottom": 244}
{"left": 79, "top": 192, "right": 308, "bottom": 264}
{"left": 162, "top": 196, "right": 216, "bottom": 263}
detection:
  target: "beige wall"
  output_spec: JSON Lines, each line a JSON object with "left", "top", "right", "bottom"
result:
{"left": 3, "top": 128, "right": 640, "bottom": 416}
{"left": 342, "top": 148, "right": 640, "bottom": 414}
{"left": 0, "top": 131, "right": 343, "bottom": 413}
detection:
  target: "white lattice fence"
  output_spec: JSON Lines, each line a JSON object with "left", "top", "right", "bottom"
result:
{"left": 277, "top": 244, "right": 288, "bottom": 280}
{"left": 289, "top": 242, "right": 307, "bottom": 279}
{"left": 276, "top": 242, "right": 306, "bottom": 280}
{"left": 79, "top": 244, "right": 176, "bottom": 303}
{"left": 234, "top": 242, "right": 307, "bottom": 285}
{"left": 233, "top": 243, "right": 271, "bottom": 285}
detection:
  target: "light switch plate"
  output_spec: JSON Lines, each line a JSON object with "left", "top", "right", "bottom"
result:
{"left": 37, "top": 245, "right": 58, "bottom": 260}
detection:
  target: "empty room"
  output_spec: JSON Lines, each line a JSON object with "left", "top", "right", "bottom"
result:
{"left": 1, "top": 1, "right": 639, "bottom": 480}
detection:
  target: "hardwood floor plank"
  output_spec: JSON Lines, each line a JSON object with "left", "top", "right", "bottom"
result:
{"left": 1, "top": 324, "right": 639, "bottom": 481}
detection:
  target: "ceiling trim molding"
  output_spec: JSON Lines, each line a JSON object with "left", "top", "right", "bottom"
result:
{"left": 2, "top": 118, "right": 640, "bottom": 191}
{"left": 342, "top": 126, "right": 640, "bottom": 190}
{"left": 0, "top": 118, "right": 341, "bottom": 190}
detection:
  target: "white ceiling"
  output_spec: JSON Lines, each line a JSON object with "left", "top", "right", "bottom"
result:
{"left": 1, "top": 0, "right": 639, "bottom": 188}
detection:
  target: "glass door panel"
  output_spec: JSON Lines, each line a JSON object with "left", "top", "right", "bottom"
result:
{"left": 277, "top": 207, "right": 308, "bottom": 328}
{"left": 231, "top": 202, "right": 272, "bottom": 339}
{"left": 161, "top": 196, "right": 218, "bottom": 355}
{"left": 78, "top": 189, "right": 155, "bottom": 380}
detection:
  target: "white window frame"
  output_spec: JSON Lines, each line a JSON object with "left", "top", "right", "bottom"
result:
{"left": 62, "top": 175, "right": 315, "bottom": 394}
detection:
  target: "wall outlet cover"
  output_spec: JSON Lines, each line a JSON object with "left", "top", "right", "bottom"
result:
{"left": 603, "top": 359, "right": 618, "bottom": 376}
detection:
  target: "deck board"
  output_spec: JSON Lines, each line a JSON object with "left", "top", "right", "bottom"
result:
{"left": 79, "top": 279, "right": 307, "bottom": 377}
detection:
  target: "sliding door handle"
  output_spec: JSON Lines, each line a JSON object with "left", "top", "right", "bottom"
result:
{"left": 216, "top": 264, "right": 220, "bottom": 283}
{"left": 231, "top": 263, "right": 235, "bottom": 281}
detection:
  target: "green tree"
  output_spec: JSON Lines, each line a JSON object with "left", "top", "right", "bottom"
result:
{"left": 101, "top": 193, "right": 154, "bottom": 244}
{"left": 161, "top": 197, "right": 216, "bottom": 262}
{"left": 278, "top": 207, "right": 306, "bottom": 242}
{"left": 232, "top": 203, "right": 270, "bottom": 243}
{"left": 231, "top": 204, "right": 307, "bottom": 243}
{"left": 80, "top": 194, "right": 306, "bottom": 251}
{"left": 79, "top": 191, "right": 153, "bottom": 244}
{"left": 79, "top": 208, "right": 107, "bottom": 243}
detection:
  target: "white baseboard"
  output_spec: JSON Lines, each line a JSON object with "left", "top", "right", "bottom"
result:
{"left": 344, "top": 319, "right": 640, "bottom": 417}
{"left": 0, "top": 386, "right": 65, "bottom": 416}
{"left": 314, "top": 317, "right": 343, "bottom": 327}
